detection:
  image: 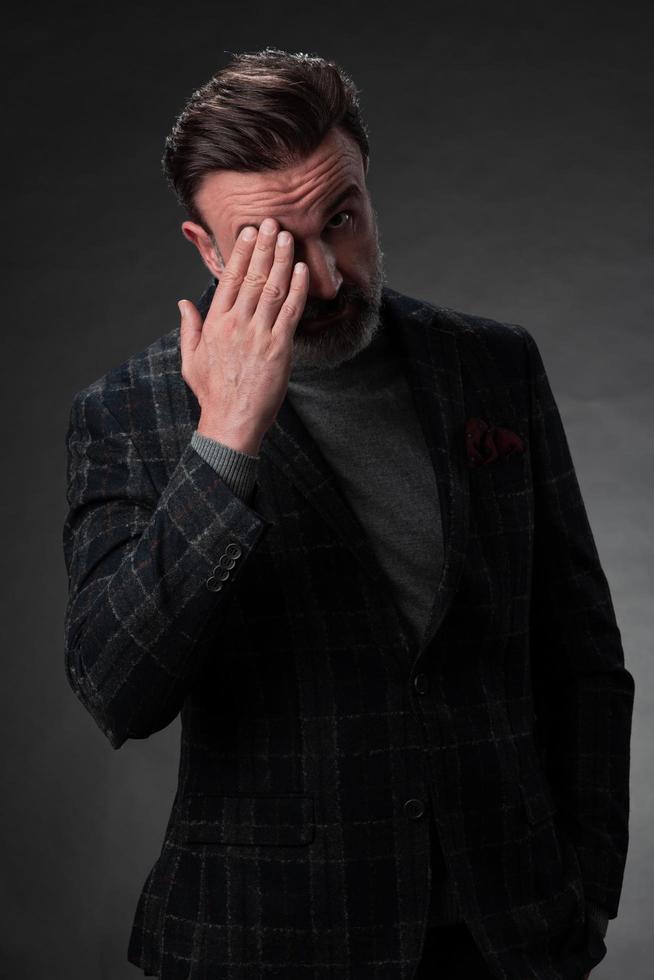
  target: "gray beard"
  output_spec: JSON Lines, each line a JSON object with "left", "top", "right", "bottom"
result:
{"left": 289, "top": 239, "right": 387, "bottom": 374}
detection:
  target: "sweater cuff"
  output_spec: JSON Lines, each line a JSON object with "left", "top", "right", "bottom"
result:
{"left": 585, "top": 900, "right": 610, "bottom": 939}
{"left": 190, "top": 430, "right": 259, "bottom": 504}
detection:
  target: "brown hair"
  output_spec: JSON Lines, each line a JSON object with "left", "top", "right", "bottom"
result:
{"left": 162, "top": 47, "right": 370, "bottom": 233}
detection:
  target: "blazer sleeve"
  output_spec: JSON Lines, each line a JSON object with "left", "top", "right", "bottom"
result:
{"left": 517, "top": 325, "right": 635, "bottom": 920}
{"left": 62, "top": 386, "right": 272, "bottom": 751}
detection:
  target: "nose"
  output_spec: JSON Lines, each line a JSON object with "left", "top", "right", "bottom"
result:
{"left": 296, "top": 239, "right": 343, "bottom": 303}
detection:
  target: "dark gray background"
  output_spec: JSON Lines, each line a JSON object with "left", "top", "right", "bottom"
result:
{"left": 2, "top": 1, "right": 651, "bottom": 976}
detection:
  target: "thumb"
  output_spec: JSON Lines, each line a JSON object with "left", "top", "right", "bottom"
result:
{"left": 178, "top": 299, "right": 202, "bottom": 365}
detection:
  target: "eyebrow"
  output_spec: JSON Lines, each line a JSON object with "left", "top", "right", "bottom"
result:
{"left": 234, "top": 183, "right": 362, "bottom": 239}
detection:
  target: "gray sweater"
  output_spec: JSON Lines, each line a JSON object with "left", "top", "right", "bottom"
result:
{"left": 189, "top": 317, "right": 609, "bottom": 939}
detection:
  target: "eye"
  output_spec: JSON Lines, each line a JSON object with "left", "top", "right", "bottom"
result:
{"left": 325, "top": 210, "right": 353, "bottom": 231}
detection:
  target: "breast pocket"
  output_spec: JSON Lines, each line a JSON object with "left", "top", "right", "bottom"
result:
{"left": 468, "top": 450, "right": 533, "bottom": 561}
{"left": 179, "top": 793, "right": 316, "bottom": 847}
{"left": 469, "top": 449, "right": 530, "bottom": 499}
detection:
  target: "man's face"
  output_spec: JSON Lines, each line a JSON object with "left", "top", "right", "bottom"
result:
{"left": 182, "top": 126, "right": 386, "bottom": 371}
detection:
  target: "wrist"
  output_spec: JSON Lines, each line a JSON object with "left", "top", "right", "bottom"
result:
{"left": 197, "top": 416, "right": 263, "bottom": 457}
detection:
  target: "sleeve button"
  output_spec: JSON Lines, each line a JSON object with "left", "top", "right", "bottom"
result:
{"left": 413, "top": 673, "right": 430, "bottom": 695}
{"left": 403, "top": 798, "right": 426, "bottom": 820}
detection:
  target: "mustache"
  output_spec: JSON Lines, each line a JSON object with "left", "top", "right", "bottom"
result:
{"left": 301, "top": 285, "right": 362, "bottom": 321}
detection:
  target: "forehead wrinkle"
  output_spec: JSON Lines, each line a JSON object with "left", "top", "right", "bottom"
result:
{"left": 281, "top": 142, "right": 361, "bottom": 211}
{"left": 229, "top": 169, "right": 361, "bottom": 238}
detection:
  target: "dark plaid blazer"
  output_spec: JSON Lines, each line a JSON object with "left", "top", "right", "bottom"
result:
{"left": 62, "top": 283, "right": 634, "bottom": 979}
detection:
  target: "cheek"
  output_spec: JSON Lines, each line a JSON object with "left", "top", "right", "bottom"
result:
{"left": 342, "top": 225, "right": 377, "bottom": 269}
{"left": 338, "top": 246, "right": 371, "bottom": 285}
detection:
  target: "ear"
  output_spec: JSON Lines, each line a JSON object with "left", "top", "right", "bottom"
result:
{"left": 181, "top": 221, "right": 225, "bottom": 278}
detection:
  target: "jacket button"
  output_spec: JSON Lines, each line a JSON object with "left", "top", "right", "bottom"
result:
{"left": 413, "top": 673, "right": 429, "bottom": 694}
{"left": 403, "top": 798, "right": 426, "bottom": 820}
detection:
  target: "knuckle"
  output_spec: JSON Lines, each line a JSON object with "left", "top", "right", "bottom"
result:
{"left": 280, "top": 299, "right": 298, "bottom": 319}
{"left": 244, "top": 270, "right": 268, "bottom": 289}
{"left": 261, "top": 281, "right": 284, "bottom": 302}
{"left": 220, "top": 266, "right": 243, "bottom": 285}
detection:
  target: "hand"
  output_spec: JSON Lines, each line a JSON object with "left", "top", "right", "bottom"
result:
{"left": 178, "top": 217, "right": 309, "bottom": 455}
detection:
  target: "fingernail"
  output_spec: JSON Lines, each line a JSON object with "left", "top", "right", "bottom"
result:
{"left": 177, "top": 301, "right": 185, "bottom": 318}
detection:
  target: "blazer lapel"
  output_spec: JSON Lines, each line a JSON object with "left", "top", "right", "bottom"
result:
{"left": 387, "top": 291, "right": 470, "bottom": 659}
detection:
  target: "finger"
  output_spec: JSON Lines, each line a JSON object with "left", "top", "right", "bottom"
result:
{"left": 178, "top": 299, "right": 203, "bottom": 370}
{"left": 231, "top": 217, "right": 280, "bottom": 321}
{"left": 251, "top": 229, "right": 295, "bottom": 330}
{"left": 209, "top": 226, "right": 258, "bottom": 316}
{"left": 271, "top": 261, "right": 309, "bottom": 342}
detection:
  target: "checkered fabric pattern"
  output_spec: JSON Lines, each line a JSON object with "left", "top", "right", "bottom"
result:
{"left": 62, "top": 284, "right": 634, "bottom": 979}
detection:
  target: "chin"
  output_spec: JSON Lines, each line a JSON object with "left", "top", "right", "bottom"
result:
{"left": 291, "top": 303, "right": 381, "bottom": 372}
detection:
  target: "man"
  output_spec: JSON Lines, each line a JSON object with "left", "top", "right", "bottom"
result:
{"left": 63, "top": 48, "right": 634, "bottom": 979}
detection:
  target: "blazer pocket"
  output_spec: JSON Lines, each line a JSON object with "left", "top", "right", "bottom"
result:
{"left": 179, "top": 793, "right": 315, "bottom": 846}
{"left": 468, "top": 452, "right": 529, "bottom": 497}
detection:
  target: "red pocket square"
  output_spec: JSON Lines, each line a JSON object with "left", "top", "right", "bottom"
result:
{"left": 465, "top": 417, "right": 525, "bottom": 466}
